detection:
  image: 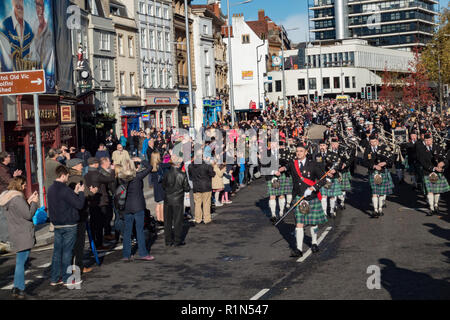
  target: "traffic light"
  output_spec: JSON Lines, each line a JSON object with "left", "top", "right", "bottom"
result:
{"left": 367, "top": 86, "right": 372, "bottom": 100}
{"left": 361, "top": 87, "right": 366, "bottom": 99}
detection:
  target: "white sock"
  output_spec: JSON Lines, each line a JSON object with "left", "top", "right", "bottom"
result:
{"left": 321, "top": 197, "right": 328, "bottom": 214}
{"left": 286, "top": 194, "right": 292, "bottom": 208}
{"left": 279, "top": 197, "right": 286, "bottom": 213}
{"left": 427, "top": 193, "right": 434, "bottom": 210}
{"left": 372, "top": 196, "right": 379, "bottom": 212}
{"left": 380, "top": 195, "right": 386, "bottom": 209}
{"left": 434, "top": 194, "right": 440, "bottom": 209}
{"left": 329, "top": 197, "right": 336, "bottom": 215}
{"left": 310, "top": 226, "right": 318, "bottom": 245}
{"left": 296, "top": 227, "right": 304, "bottom": 252}
{"left": 269, "top": 199, "right": 277, "bottom": 217}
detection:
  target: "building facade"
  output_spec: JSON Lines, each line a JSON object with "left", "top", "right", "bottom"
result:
{"left": 266, "top": 39, "right": 414, "bottom": 102}
{"left": 309, "top": 0, "right": 438, "bottom": 50}
{"left": 224, "top": 14, "right": 268, "bottom": 112}
{"left": 173, "top": 0, "right": 197, "bottom": 128}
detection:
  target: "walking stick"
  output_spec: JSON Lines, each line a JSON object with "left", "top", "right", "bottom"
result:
{"left": 274, "top": 168, "right": 334, "bottom": 227}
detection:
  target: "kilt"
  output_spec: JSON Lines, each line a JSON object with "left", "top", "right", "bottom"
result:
{"left": 320, "top": 178, "right": 343, "bottom": 197}
{"left": 340, "top": 171, "right": 352, "bottom": 191}
{"left": 369, "top": 170, "right": 394, "bottom": 195}
{"left": 294, "top": 196, "right": 328, "bottom": 226}
{"left": 267, "top": 175, "right": 293, "bottom": 196}
{"left": 423, "top": 173, "right": 450, "bottom": 194}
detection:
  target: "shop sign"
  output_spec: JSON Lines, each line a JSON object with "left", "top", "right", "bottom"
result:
{"left": 242, "top": 71, "right": 253, "bottom": 80}
{"left": 121, "top": 106, "right": 142, "bottom": 116}
{"left": 142, "top": 113, "right": 150, "bottom": 122}
{"left": 21, "top": 103, "right": 58, "bottom": 127}
{"left": 182, "top": 116, "right": 190, "bottom": 125}
{"left": 60, "top": 105, "right": 72, "bottom": 122}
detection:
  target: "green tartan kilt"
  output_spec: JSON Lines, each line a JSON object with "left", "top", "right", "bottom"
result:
{"left": 340, "top": 171, "right": 352, "bottom": 191}
{"left": 369, "top": 170, "right": 394, "bottom": 195}
{"left": 294, "top": 196, "right": 328, "bottom": 226}
{"left": 320, "top": 178, "right": 343, "bottom": 197}
{"left": 423, "top": 174, "right": 450, "bottom": 194}
{"left": 267, "top": 175, "right": 293, "bottom": 196}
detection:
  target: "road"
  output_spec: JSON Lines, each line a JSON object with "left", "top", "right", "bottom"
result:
{"left": 0, "top": 125, "right": 449, "bottom": 300}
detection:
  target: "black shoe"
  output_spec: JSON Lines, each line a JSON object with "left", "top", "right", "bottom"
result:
{"left": 270, "top": 217, "right": 277, "bottom": 224}
{"left": 174, "top": 242, "right": 186, "bottom": 247}
{"left": 165, "top": 242, "right": 174, "bottom": 247}
{"left": 311, "top": 244, "right": 319, "bottom": 253}
{"left": 426, "top": 211, "right": 433, "bottom": 216}
{"left": 370, "top": 213, "right": 378, "bottom": 218}
{"left": 434, "top": 208, "right": 440, "bottom": 215}
{"left": 290, "top": 249, "right": 303, "bottom": 258}
{"left": 11, "top": 287, "right": 25, "bottom": 299}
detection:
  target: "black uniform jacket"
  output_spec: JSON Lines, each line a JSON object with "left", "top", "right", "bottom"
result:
{"left": 285, "top": 158, "right": 326, "bottom": 199}
{"left": 363, "top": 145, "right": 393, "bottom": 174}
{"left": 416, "top": 142, "right": 446, "bottom": 175}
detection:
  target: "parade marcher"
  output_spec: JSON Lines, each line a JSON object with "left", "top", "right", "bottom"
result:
{"left": 279, "top": 143, "right": 328, "bottom": 257}
{"left": 0, "top": 177, "right": 38, "bottom": 299}
{"left": 416, "top": 133, "right": 450, "bottom": 216}
{"left": 317, "top": 137, "right": 343, "bottom": 218}
{"left": 405, "top": 131, "right": 419, "bottom": 189}
{"left": 363, "top": 134, "right": 395, "bottom": 218}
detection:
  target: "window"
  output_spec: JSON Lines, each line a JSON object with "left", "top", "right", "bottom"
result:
{"left": 205, "top": 49, "right": 209, "bottom": 66}
{"left": 242, "top": 34, "right": 250, "bottom": 44}
{"left": 298, "top": 78, "right": 305, "bottom": 91}
{"left": 120, "top": 72, "right": 125, "bottom": 94}
{"left": 140, "top": 28, "right": 147, "bottom": 48}
{"left": 139, "top": 2, "right": 146, "bottom": 14}
{"left": 203, "top": 25, "right": 208, "bottom": 34}
{"left": 165, "top": 33, "right": 170, "bottom": 52}
{"left": 333, "top": 76, "right": 340, "bottom": 89}
{"left": 144, "top": 73, "right": 150, "bottom": 88}
{"left": 130, "top": 73, "right": 136, "bottom": 95}
{"left": 164, "top": 8, "right": 169, "bottom": 19}
{"left": 345, "top": 76, "right": 350, "bottom": 88}
{"left": 98, "top": 91, "right": 107, "bottom": 112}
{"left": 309, "top": 78, "right": 316, "bottom": 90}
{"left": 118, "top": 34, "right": 124, "bottom": 55}
{"left": 128, "top": 37, "right": 134, "bottom": 57}
{"left": 323, "top": 77, "right": 330, "bottom": 89}
{"left": 168, "top": 74, "right": 173, "bottom": 88}
{"left": 156, "top": 6, "right": 161, "bottom": 17}
{"left": 151, "top": 68, "right": 156, "bottom": 87}
{"left": 100, "top": 59, "right": 110, "bottom": 81}
{"left": 205, "top": 74, "right": 211, "bottom": 96}
{"left": 268, "top": 83, "right": 273, "bottom": 92}
{"left": 100, "top": 32, "right": 110, "bottom": 51}
{"left": 149, "top": 4, "right": 154, "bottom": 16}
{"left": 159, "top": 68, "right": 164, "bottom": 88}
{"left": 275, "top": 80, "right": 282, "bottom": 92}
{"left": 352, "top": 76, "right": 356, "bottom": 88}
{"left": 158, "top": 31, "right": 163, "bottom": 51}
{"left": 149, "top": 30, "right": 155, "bottom": 49}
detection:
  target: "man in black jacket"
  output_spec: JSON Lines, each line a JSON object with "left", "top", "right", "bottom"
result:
{"left": 84, "top": 158, "right": 115, "bottom": 249}
{"left": 48, "top": 165, "right": 85, "bottom": 286}
{"left": 188, "top": 158, "right": 216, "bottom": 224}
{"left": 162, "top": 156, "right": 190, "bottom": 246}
{"left": 75, "top": 146, "right": 92, "bottom": 176}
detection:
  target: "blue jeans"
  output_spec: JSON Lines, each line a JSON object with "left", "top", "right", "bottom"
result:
{"left": 82, "top": 166, "right": 88, "bottom": 176}
{"left": 51, "top": 226, "right": 77, "bottom": 283}
{"left": 14, "top": 250, "right": 30, "bottom": 290}
{"left": 123, "top": 211, "right": 148, "bottom": 258}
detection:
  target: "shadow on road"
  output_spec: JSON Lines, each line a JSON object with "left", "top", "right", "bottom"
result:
{"left": 379, "top": 258, "right": 450, "bottom": 299}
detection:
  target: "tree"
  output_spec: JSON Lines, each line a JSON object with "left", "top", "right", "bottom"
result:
{"left": 379, "top": 65, "right": 395, "bottom": 104}
{"left": 402, "top": 46, "right": 434, "bottom": 109}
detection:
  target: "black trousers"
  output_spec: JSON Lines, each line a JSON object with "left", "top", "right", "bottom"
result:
{"left": 89, "top": 206, "right": 103, "bottom": 247}
{"left": 163, "top": 202, "right": 184, "bottom": 245}
{"left": 100, "top": 205, "right": 113, "bottom": 236}
{"left": 73, "top": 221, "right": 86, "bottom": 271}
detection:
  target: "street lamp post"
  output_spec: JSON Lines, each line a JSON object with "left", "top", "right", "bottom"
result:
{"left": 256, "top": 40, "right": 265, "bottom": 112}
{"left": 184, "top": 0, "right": 194, "bottom": 129}
{"left": 226, "top": 0, "right": 252, "bottom": 127}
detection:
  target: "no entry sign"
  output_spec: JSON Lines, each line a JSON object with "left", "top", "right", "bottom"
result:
{"left": 0, "top": 70, "right": 46, "bottom": 96}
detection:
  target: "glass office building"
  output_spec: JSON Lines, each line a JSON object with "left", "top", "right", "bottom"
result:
{"left": 309, "top": 0, "right": 438, "bottom": 50}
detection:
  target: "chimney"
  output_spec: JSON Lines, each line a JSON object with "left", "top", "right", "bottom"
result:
{"left": 258, "top": 9, "right": 265, "bottom": 21}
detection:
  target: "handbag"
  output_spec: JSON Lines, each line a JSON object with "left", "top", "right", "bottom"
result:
{"left": 33, "top": 206, "right": 48, "bottom": 225}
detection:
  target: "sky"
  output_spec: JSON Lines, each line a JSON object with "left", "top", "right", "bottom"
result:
{"left": 193, "top": 0, "right": 450, "bottom": 44}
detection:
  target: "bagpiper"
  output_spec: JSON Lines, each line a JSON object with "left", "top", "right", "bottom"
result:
{"left": 278, "top": 143, "right": 328, "bottom": 258}
{"left": 416, "top": 132, "right": 450, "bottom": 216}
{"left": 363, "top": 133, "right": 395, "bottom": 218}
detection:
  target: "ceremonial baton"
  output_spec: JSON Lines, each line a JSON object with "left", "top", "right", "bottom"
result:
{"left": 274, "top": 168, "right": 334, "bottom": 227}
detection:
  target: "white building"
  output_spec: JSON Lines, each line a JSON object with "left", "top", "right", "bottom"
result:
{"left": 224, "top": 14, "right": 268, "bottom": 112}
{"left": 192, "top": 11, "right": 215, "bottom": 129}
{"left": 266, "top": 39, "right": 414, "bottom": 103}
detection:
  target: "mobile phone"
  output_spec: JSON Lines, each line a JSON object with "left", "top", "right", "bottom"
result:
{"left": 79, "top": 181, "right": 83, "bottom": 186}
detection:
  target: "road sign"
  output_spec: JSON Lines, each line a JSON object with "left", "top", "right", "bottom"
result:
{"left": 0, "top": 70, "right": 46, "bottom": 96}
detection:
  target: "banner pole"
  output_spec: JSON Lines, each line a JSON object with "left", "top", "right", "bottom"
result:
{"left": 33, "top": 93, "right": 44, "bottom": 207}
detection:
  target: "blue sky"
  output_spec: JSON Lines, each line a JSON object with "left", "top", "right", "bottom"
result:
{"left": 193, "top": 0, "right": 450, "bottom": 43}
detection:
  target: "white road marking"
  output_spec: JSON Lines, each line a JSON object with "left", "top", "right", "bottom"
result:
{"left": 38, "top": 262, "right": 51, "bottom": 268}
{"left": 1, "top": 280, "right": 32, "bottom": 290}
{"left": 297, "top": 227, "right": 332, "bottom": 263}
{"left": 250, "top": 288, "right": 270, "bottom": 300}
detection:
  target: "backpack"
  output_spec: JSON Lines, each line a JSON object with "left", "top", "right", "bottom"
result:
{"left": 114, "top": 180, "right": 130, "bottom": 213}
